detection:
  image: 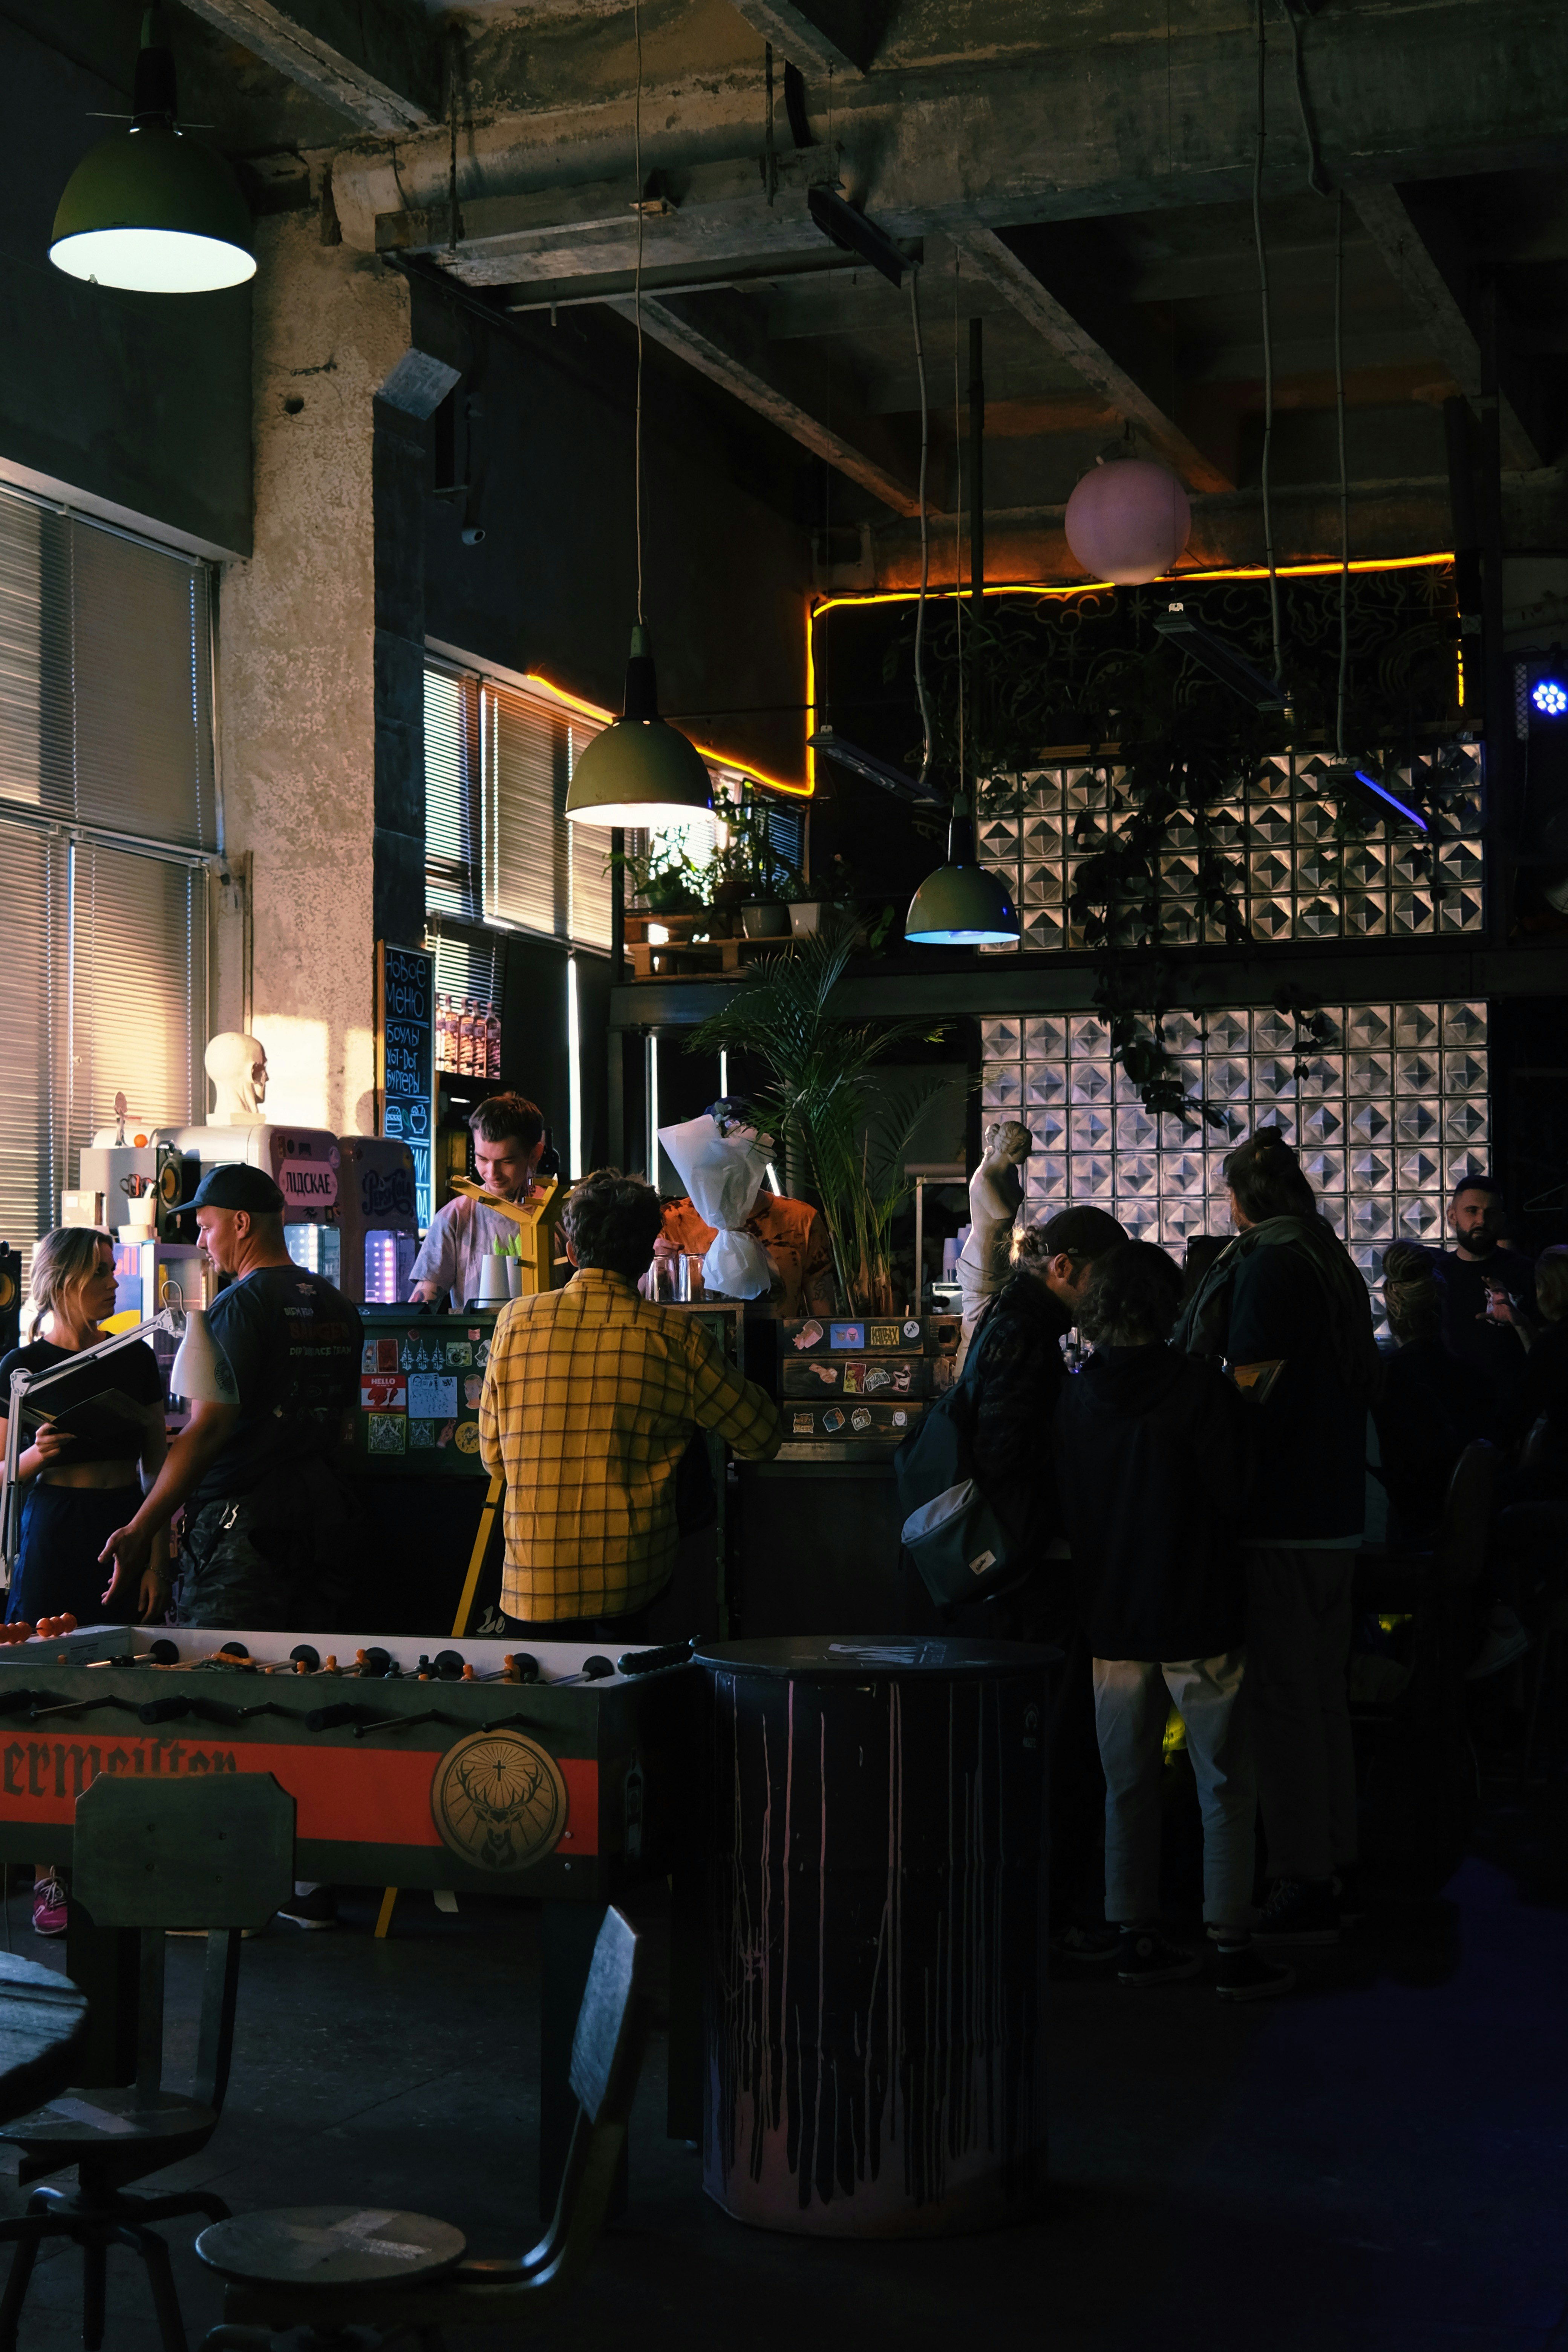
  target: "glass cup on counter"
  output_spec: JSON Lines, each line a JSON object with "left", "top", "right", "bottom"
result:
{"left": 676, "top": 1253, "right": 706, "bottom": 1304}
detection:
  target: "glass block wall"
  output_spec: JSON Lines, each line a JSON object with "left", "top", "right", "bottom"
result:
{"left": 980, "top": 1000, "right": 1489, "bottom": 1324}
{"left": 976, "top": 749, "right": 1484, "bottom": 952}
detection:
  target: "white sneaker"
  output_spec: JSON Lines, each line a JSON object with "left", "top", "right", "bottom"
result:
{"left": 1465, "top": 1621, "right": 1531, "bottom": 1681}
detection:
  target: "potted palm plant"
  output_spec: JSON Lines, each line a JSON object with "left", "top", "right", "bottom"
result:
{"left": 687, "top": 924, "right": 951, "bottom": 1315}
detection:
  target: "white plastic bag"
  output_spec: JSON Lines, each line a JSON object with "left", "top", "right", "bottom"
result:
{"left": 658, "top": 1113, "right": 775, "bottom": 1300}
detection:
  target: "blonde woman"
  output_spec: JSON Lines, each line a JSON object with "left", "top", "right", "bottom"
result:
{"left": 0, "top": 1230, "right": 169, "bottom": 1935}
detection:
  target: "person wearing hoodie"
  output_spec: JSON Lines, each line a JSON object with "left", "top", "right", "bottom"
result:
{"left": 1176, "top": 1128, "right": 1384, "bottom": 1949}
{"left": 1056, "top": 1241, "right": 1291, "bottom": 2002}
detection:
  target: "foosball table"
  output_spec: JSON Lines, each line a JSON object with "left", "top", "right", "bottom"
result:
{"left": 0, "top": 1623, "right": 702, "bottom": 2206}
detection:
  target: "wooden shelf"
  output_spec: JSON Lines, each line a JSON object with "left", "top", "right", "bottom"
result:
{"left": 623, "top": 910, "right": 785, "bottom": 983}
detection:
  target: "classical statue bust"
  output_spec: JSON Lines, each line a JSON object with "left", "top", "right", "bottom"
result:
{"left": 205, "top": 1032, "right": 269, "bottom": 1125}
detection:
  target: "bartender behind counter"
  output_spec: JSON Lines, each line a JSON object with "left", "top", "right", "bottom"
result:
{"left": 652, "top": 1099, "right": 836, "bottom": 1318}
{"left": 410, "top": 1092, "right": 547, "bottom": 1308}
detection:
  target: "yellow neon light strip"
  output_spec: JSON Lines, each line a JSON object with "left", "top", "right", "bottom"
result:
{"left": 805, "top": 553, "right": 1456, "bottom": 786}
{"left": 521, "top": 668, "right": 813, "bottom": 802}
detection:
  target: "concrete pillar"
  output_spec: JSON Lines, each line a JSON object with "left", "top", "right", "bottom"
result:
{"left": 214, "top": 213, "right": 410, "bottom": 1138}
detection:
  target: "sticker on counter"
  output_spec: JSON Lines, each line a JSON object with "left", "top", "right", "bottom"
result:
{"left": 867, "top": 1323, "right": 901, "bottom": 1349}
{"left": 891, "top": 1365, "right": 913, "bottom": 1392}
{"left": 808, "top": 1363, "right": 838, "bottom": 1387}
{"left": 446, "top": 1341, "right": 473, "bottom": 1368}
{"left": 902, "top": 1319, "right": 921, "bottom": 1340}
{"left": 791, "top": 1410, "right": 816, "bottom": 1435}
{"left": 464, "top": 1374, "right": 484, "bottom": 1408}
{"left": 361, "top": 1341, "right": 378, "bottom": 1374}
{"left": 864, "top": 1366, "right": 892, "bottom": 1393}
{"left": 454, "top": 1419, "right": 482, "bottom": 1454}
{"left": 408, "top": 1373, "right": 459, "bottom": 1419}
{"left": 821, "top": 1407, "right": 846, "bottom": 1433}
{"left": 893, "top": 1410, "right": 908, "bottom": 1427}
{"left": 375, "top": 1336, "right": 400, "bottom": 1374}
{"left": 408, "top": 1418, "right": 437, "bottom": 1450}
{"left": 361, "top": 1376, "right": 407, "bottom": 1413}
{"left": 792, "top": 1320, "right": 825, "bottom": 1352}
{"left": 842, "top": 1363, "right": 865, "bottom": 1395}
{"left": 828, "top": 1323, "right": 864, "bottom": 1351}
{"left": 366, "top": 1413, "right": 406, "bottom": 1455}
{"left": 850, "top": 1407, "right": 873, "bottom": 1431}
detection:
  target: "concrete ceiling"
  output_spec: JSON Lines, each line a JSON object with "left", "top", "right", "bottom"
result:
{"left": 68, "top": 0, "right": 1568, "bottom": 579}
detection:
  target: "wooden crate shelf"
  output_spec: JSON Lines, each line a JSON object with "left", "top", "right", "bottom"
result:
{"left": 623, "top": 910, "right": 785, "bottom": 982}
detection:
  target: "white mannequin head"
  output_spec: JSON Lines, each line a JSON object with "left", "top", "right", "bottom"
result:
{"left": 205, "top": 1032, "right": 269, "bottom": 1124}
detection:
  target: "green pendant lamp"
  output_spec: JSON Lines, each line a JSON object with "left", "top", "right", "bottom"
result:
{"left": 564, "top": 625, "right": 713, "bottom": 830}
{"left": 905, "top": 795, "right": 1019, "bottom": 945}
{"left": 51, "top": 9, "right": 255, "bottom": 294}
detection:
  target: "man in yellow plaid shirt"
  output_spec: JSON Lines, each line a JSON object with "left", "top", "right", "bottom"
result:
{"left": 479, "top": 1167, "right": 782, "bottom": 1632}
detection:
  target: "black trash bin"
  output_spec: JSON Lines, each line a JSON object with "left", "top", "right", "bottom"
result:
{"left": 696, "top": 1634, "right": 1053, "bottom": 2237}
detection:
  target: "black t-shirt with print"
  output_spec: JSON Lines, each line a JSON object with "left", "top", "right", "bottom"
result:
{"left": 188, "top": 1268, "right": 362, "bottom": 1508}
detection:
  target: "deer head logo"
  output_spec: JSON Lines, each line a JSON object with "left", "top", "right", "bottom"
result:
{"left": 432, "top": 1731, "right": 568, "bottom": 1872}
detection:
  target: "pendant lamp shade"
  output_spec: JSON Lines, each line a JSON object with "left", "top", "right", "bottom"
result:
{"left": 50, "top": 17, "right": 254, "bottom": 294}
{"left": 905, "top": 807, "right": 1020, "bottom": 946}
{"left": 168, "top": 1305, "right": 237, "bottom": 1406}
{"left": 1064, "top": 456, "right": 1190, "bottom": 586}
{"left": 564, "top": 626, "right": 713, "bottom": 830}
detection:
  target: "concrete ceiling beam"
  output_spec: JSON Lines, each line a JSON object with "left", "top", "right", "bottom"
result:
{"left": 1351, "top": 182, "right": 1546, "bottom": 470}
{"left": 337, "top": 0, "right": 1568, "bottom": 257}
{"left": 722, "top": 0, "right": 885, "bottom": 78}
{"left": 603, "top": 289, "right": 923, "bottom": 516}
{"left": 177, "top": 0, "right": 439, "bottom": 132}
{"left": 953, "top": 225, "right": 1233, "bottom": 493}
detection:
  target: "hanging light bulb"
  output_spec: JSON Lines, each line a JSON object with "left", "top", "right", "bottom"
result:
{"left": 564, "top": 626, "right": 713, "bottom": 828}
{"left": 1064, "top": 455, "right": 1190, "bottom": 585}
{"left": 50, "top": 9, "right": 255, "bottom": 294}
{"left": 905, "top": 798, "right": 1019, "bottom": 946}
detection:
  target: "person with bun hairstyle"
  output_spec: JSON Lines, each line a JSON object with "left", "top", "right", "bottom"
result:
{"left": 1177, "top": 1127, "right": 1384, "bottom": 1946}
{"left": 0, "top": 1228, "right": 170, "bottom": 1937}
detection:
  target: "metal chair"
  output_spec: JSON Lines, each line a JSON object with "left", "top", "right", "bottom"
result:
{"left": 0, "top": 1773, "right": 295, "bottom": 2352}
{"left": 195, "top": 1903, "right": 643, "bottom": 2351}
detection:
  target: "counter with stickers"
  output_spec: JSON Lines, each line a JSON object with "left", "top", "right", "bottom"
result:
{"left": 352, "top": 1307, "right": 498, "bottom": 1477}
{"left": 729, "top": 1314, "right": 962, "bottom": 1639}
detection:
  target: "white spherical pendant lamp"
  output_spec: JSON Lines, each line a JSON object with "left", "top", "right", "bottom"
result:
{"left": 1064, "top": 456, "right": 1191, "bottom": 586}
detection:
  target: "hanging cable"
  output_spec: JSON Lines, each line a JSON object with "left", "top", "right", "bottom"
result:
{"left": 953, "top": 250, "right": 964, "bottom": 793}
{"left": 1277, "top": 0, "right": 1329, "bottom": 197}
{"left": 1334, "top": 187, "right": 1349, "bottom": 760}
{"left": 446, "top": 27, "right": 460, "bottom": 251}
{"left": 633, "top": 0, "right": 645, "bottom": 623}
{"left": 1252, "top": 0, "right": 1283, "bottom": 694}
{"left": 910, "top": 270, "right": 933, "bottom": 788}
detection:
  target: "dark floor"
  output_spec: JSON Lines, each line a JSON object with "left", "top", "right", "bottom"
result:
{"left": 5, "top": 1772, "right": 1568, "bottom": 2352}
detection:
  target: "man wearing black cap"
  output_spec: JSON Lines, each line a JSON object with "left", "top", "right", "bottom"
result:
{"left": 99, "top": 1164, "right": 363, "bottom": 1637}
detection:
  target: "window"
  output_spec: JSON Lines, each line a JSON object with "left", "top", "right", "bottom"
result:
{"left": 423, "top": 661, "right": 614, "bottom": 956}
{"left": 423, "top": 668, "right": 479, "bottom": 919}
{"left": 0, "top": 487, "right": 213, "bottom": 1277}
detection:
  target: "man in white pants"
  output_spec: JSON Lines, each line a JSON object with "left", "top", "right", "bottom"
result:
{"left": 1055, "top": 1240, "right": 1294, "bottom": 2002}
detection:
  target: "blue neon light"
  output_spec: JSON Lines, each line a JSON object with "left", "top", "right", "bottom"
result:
{"left": 1354, "top": 769, "right": 1429, "bottom": 834}
{"left": 1532, "top": 677, "right": 1568, "bottom": 718}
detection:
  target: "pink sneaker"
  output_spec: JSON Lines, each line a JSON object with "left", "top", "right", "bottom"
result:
{"left": 31, "top": 1878, "right": 67, "bottom": 1937}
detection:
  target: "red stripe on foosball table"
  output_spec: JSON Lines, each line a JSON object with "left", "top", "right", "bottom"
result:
{"left": 0, "top": 1732, "right": 599, "bottom": 1856}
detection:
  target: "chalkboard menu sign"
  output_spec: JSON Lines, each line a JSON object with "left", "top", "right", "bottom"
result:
{"left": 375, "top": 940, "right": 435, "bottom": 1228}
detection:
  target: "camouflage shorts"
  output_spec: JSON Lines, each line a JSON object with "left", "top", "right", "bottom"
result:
{"left": 176, "top": 1471, "right": 354, "bottom": 1633}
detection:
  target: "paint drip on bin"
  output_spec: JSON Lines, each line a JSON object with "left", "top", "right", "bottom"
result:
{"left": 703, "top": 1650, "right": 1050, "bottom": 2236}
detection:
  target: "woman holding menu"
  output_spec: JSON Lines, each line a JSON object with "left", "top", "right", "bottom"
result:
{"left": 0, "top": 1229, "right": 170, "bottom": 1630}
{"left": 0, "top": 1228, "right": 170, "bottom": 1936}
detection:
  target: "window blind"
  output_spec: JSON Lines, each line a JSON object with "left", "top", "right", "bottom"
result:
{"left": 0, "top": 488, "right": 216, "bottom": 851}
{"left": 423, "top": 667, "right": 479, "bottom": 919}
{"left": 428, "top": 919, "right": 507, "bottom": 1008}
{"left": 67, "top": 842, "right": 206, "bottom": 1182}
{"left": 0, "top": 821, "right": 66, "bottom": 1272}
{"left": 566, "top": 720, "right": 613, "bottom": 955}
